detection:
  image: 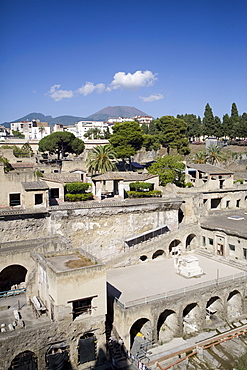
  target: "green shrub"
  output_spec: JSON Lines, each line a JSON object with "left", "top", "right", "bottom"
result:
{"left": 129, "top": 181, "right": 153, "bottom": 192}
{"left": 149, "top": 190, "right": 162, "bottom": 197}
{"left": 0, "top": 156, "right": 13, "bottom": 172}
{"left": 126, "top": 190, "right": 162, "bottom": 198}
{"left": 185, "top": 182, "right": 193, "bottom": 187}
{"left": 35, "top": 170, "right": 44, "bottom": 178}
{"left": 65, "top": 193, "right": 94, "bottom": 202}
{"left": 65, "top": 182, "right": 91, "bottom": 194}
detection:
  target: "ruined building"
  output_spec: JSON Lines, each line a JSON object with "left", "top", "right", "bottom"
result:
{"left": 0, "top": 163, "right": 247, "bottom": 369}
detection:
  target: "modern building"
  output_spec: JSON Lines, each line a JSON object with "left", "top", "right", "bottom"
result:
{"left": 10, "top": 120, "right": 50, "bottom": 141}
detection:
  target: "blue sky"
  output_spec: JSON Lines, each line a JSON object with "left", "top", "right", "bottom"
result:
{"left": 0, "top": 0, "right": 246, "bottom": 123}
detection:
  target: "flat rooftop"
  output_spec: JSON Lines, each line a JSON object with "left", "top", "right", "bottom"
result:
{"left": 46, "top": 253, "right": 95, "bottom": 271}
{"left": 201, "top": 210, "right": 247, "bottom": 238}
{"left": 107, "top": 254, "right": 244, "bottom": 306}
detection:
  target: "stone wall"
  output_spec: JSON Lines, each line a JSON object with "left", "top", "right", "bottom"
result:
{"left": 0, "top": 313, "right": 106, "bottom": 370}
{"left": 113, "top": 277, "right": 247, "bottom": 350}
{"left": 0, "top": 199, "right": 181, "bottom": 259}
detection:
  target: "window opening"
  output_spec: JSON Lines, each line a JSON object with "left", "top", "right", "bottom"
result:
{"left": 211, "top": 198, "right": 221, "bottom": 209}
{"left": 9, "top": 193, "right": 20, "bottom": 207}
{"left": 68, "top": 295, "right": 97, "bottom": 320}
{"left": 35, "top": 194, "right": 43, "bottom": 205}
{"left": 50, "top": 188, "right": 59, "bottom": 198}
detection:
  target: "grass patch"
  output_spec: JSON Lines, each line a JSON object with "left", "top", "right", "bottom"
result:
{"left": 65, "top": 255, "right": 94, "bottom": 268}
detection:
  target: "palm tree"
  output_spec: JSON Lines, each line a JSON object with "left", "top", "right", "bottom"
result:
{"left": 39, "top": 126, "right": 45, "bottom": 139}
{"left": 193, "top": 150, "right": 207, "bottom": 164}
{"left": 206, "top": 145, "right": 225, "bottom": 165}
{"left": 86, "top": 145, "right": 117, "bottom": 175}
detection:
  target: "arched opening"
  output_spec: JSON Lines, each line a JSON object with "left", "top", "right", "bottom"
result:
{"left": 46, "top": 343, "right": 70, "bottom": 369}
{"left": 185, "top": 234, "right": 197, "bottom": 250}
{"left": 227, "top": 290, "right": 242, "bottom": 319}
{"left": 183, "top": 303, "right": 200, "bottom": 335}
{"left": 130, "top": 318, "right": 152, "bottom": 353}
{"left": 8, "top": 351, "right": 37, "bottom": 370}
{"left": 206, "top": 296, "right": 223, "bottom": 324}
{"left": 78, "top": 333, "right": 97, "bottom": 364}
{"left": 152, "top": 250, "right": 165, "bottom": 260}
{"left": 0, "top": 265, "right": 27, "bottom": 292}
{"left": 169, "top": 240, "right": 181, "bottom": 253}
{"left": 140, "top": 255, "right": 148, "bottom": 262}
{"left": 157, "top": 309, "right": 178, "bottom": 343}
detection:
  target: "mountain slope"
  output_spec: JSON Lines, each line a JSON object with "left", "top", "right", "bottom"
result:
{"left": 1, "top": 106, "right": 150, "bottom": 128}
{"left": 86, "top": 106, "right": 149, "bottom": 121}
{"left": 2, "top": 113, "right": 86, "bottom": 128}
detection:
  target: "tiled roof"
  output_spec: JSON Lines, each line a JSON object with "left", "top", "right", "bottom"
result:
{"left": 187, "top": 163, "right": 233, "bottom": 175}
{"left": 21, "top": 181, "right": 49, "bottom": 191}
{"left": 11, "top": 163, "right": 35, "bottom": 169}
{"left": 41, "top": 173, "right": 82, "bottom": 183}
{"left": 92, "top": 171, "right": 158, "bottom": 181}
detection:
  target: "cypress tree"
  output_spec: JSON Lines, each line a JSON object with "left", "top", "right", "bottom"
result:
{"left": 214, "top": 116, "right": 223, "bottom": 138}
{"left": 231, "top": 103, "right": 239, "bottom": 120}
{"left": 203, "top": 103, "right": 215, "bottom": 137}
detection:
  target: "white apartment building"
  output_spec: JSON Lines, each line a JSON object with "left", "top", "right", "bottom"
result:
{"left": 134, "top": 115, "right": 153, "bottom": 124}
{"left": 10, "top": 120, "right": 50, "bottom": 141}
{"left": 76, "top": 120, "right": 109, "bottom": 140}
{"left": 107, "top": 116, "right": 153, "bottom": 125}
{"left": 107, "top": 117, "right": 135, "bottom": 124}
{"left": 53, "top": 121, "right": 110, "bottom": 140}
{"left": 0, "top": 126, "right": 9, "bottom": 141}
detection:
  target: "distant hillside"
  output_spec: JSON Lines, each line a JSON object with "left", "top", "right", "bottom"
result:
{"left": 1, "top": 106, "right": 150, "bottom": 128}
{"left": 86, "top": 106, "right": 149, "bottom": 121}
{"left": 1, "top": 113, "right": 86, "bottom": 128}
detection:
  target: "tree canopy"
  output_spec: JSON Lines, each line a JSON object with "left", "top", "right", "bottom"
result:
{"left": 38, "top": 131, "right": 84, "bottom": 159}
{"left": 84, "top": 128, "right": 103, "bottom": 140}
{"left": 155, "top": 116, "right": 190, "bottom": 155}
{"left": 177, "top": 114, "right": 202, "bottom": 141}
{"left": 12, "top": 130, "right": 25, "bottom": 138}
{"left": 202, "top": 103, "right": 216, "bottom": 137}
{"left": 109, "top": 121, "right": 143, "bottom": 163}
{"left": 148, "top": 155, "right": 185, "bottom": 187}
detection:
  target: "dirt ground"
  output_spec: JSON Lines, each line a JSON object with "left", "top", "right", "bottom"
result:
{"left": 188, "top": 144, "right": 247, "bottom": 178}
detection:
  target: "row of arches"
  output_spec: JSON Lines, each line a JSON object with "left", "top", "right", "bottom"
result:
{"left": 139, "top": 234, "right": 197, "bottom": 262}
{"left": 129, "top": 290, "right": 242, "bottom": 350}
{"left": 8, "top": 333, "right": 97, "bottom": 369}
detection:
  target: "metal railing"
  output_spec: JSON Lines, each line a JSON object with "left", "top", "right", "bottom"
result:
{"left": 0, "top": 288, "right": 26, "bottom": 298}
{"left": 115, "top": 272, "right": 246, "bottom": 309}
